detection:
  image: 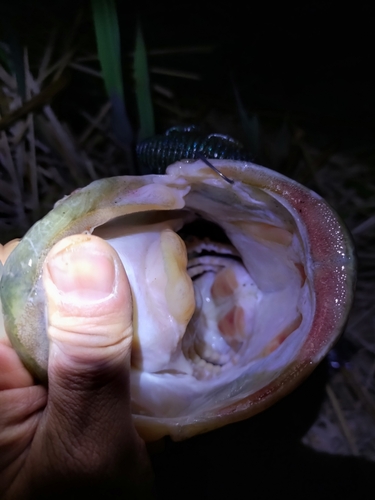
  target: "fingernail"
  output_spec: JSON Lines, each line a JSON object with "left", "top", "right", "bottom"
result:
{"left": 47, "top": 243, "right": 117, "bottom": 302}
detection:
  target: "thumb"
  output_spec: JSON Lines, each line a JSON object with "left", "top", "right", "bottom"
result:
{"left": 44, "top": 234, "right": 133, "bottom": 376}
{"left": 34, "top": 234, "right": 152, "bottom": 495}
{"left": 42, "top": 233, "right": 135, "bottom": 431}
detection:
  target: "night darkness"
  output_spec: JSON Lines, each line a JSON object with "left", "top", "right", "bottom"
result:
{"left": 1, "top": 0, "right": 375, "bottom": 151}
{"left": 128, "top": 1, "right": 375, "bottom": 151}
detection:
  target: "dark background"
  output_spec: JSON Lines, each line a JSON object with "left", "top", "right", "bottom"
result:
{"left": 1, "top": 0, "right": 375, "bottom": 154}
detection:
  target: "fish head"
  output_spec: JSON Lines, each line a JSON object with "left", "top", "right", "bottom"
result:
{"left": 0, "top": 159, "right": 356, "bottom": 440}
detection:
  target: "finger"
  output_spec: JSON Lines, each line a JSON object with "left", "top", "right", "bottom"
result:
{"left": 0, "top": 385, "right": 46, "bottom": 455}
{"left": 43, "top": 234, "right": 133, "bottom": 387}
{"left": 2, "top": 235, "right": 152, "bottom": 496}
{"left": 1, "top": 240, "right": 21, "bottom": 345}
{"left": 0, "top": 239, "right": 21, "bottom": 265}
{"left": 42, "top": 235, "right": 140, "bottom": 462}
{"left": 0, "top": 341, "right": 35, "bottom": 390}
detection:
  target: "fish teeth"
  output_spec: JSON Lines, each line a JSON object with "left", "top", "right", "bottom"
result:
{"left": 186, "top": 237, "right": 241, "bottom": 257}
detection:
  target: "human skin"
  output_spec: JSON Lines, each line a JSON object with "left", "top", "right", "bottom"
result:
{"left": 0, "top": 235, "right": 153, "bottom": 499}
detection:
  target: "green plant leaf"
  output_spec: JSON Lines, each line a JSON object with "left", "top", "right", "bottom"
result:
{"left": 91, "top": 0, "right": 133, "bottom": 145}
{"left": 134, "top": 19, "right": 154, "bottom": 141}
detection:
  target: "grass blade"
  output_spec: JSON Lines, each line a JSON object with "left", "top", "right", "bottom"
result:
{"left": 4, "top": 27, "right": 26, "bottom": 101}
{"left": 134, "top": 20, "right": 154, "bottom": 141}
{"left": 91, "top": 0, "right": 133, "bottom": 146}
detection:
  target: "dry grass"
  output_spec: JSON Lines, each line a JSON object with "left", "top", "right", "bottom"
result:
{"left": 0, "top": 39, "right": 137, "bottom": 242}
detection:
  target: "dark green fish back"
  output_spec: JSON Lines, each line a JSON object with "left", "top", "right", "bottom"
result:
{"left": 136, "top": 126, "right": 251, "bottom": 174}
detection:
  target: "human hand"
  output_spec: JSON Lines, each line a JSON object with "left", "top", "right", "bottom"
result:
{"left": 0, "top": 235, "right": 153, "bottom": 499}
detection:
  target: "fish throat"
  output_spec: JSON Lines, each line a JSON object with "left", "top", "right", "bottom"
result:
{"left": 93, "top": 180, "right": 311, "bottom": 417}
{"left": 183, "top": 235, "right": 256, "bottom": 377}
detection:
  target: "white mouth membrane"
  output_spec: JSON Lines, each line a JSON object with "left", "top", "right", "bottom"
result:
{"left": 94, "top": 170, "right": 314, "bottom": 419}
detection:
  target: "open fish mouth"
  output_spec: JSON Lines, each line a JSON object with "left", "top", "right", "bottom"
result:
{"left": 0, "top": 159, "right": 355, "bottom": 440}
